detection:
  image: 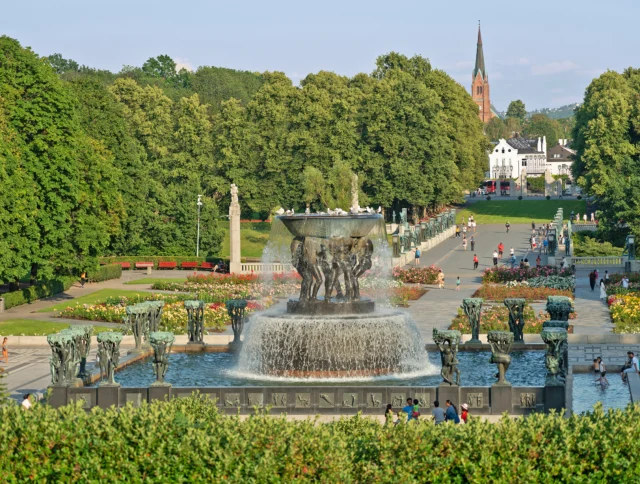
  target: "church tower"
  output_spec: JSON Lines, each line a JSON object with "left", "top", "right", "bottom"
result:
{"left": 471, "top": 23, "right": 493, "bottom": 123}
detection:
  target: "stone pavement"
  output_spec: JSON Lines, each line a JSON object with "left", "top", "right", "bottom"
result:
{"left": 570, "top": 268, "right": 619, "bottom": 334}
{"left": 404, "top": 224, "right": 545, "bottom": 340}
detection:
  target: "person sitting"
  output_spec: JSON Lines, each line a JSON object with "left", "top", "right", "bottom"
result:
{"left": 621, "top": 351, "right": 639, "bottom": 382}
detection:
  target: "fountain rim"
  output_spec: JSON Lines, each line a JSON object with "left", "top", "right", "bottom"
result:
{"left": 277, "top": 213, "right": 383, "bottom": 221}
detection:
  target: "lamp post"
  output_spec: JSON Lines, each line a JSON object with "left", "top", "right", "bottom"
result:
{"left": 196, "top": 195, "right": 203, "bottom": 257}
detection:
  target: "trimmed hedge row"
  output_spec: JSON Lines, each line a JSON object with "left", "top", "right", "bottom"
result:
{"left": 87, "top": 264, "right": 122, "bottom": 283}
{"left": 99, "top": 256, "right": 216, "bottom": 269}
{"left": 1, "top": 397, "right": 638, "bottom": 482}
{"left": 3, "top": 277, "right": 76, "bottom": 309}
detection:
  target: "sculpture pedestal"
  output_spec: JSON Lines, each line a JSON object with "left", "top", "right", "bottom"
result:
{"left": 437, "top": 384, "right": 460, "bottom": 407}
{"left": 490, "top": 384, "right": 512, "bottom": 414}
{"left": 149, "top": 385, "right": 171, "bottom": 403}
{"left": 97, "top": 385, "right": 120, "bottom": 409}
{"left": 185, "top": 342, "right": 206, "bottom": 352}
{"left": 48, "top": 386, "right": 68, "bottom": 408}
{"left": 544, "top": 384, "right": 565, "bottom": 413}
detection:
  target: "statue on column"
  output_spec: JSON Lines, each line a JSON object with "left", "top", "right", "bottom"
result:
{"left": 504, "top": 298, "right": 526, "bottom": 343}
{"left": 488, "top": 331, "right": 513, "bottom": 385}
{"left": 230, "top": 183, "right": 239, "bottom": 204}
{"left": 433, "top": 329, "right": 461, "bottom": 386}
{"left": 462, "top": 298, "right": 483, "bottom": 344}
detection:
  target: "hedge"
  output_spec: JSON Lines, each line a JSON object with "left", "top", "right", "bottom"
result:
{"left": 98, "top": 256, "right": 227, "bottom": 269}
{"left": 1, "top": 397, "right": 638, "bottom": 482}
{"left": 87, "top": 264, "right": 122, "bottom": 283}
{"left": 3, "top": 277, "right": 75, "bottom": 309}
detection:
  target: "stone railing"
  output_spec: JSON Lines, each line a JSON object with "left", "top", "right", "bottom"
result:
{"left": 571, "top": 256, "right": 623, "bottom": 266}
{"left": 240, "top": 262, "right": 293, "bottom": 274}
{"left": 572, "top": 223, "right": 598, "bottom": 232}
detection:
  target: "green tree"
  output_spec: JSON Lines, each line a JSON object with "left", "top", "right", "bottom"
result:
{"left": 142, "top": 55, "right": 177, "bottom": 79}
{"left": 485, "top": 117, "right": 509, "bottom": 141}
{"left": 523, "top": 114, "right": 562, "bottom": 148}
{"left": 506, "top": 100, "right": 526, "bottom": 122}
{"left": 46, "top": 53, "right": 79, "bottom": 75}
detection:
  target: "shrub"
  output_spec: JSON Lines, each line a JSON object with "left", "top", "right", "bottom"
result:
{"left": 577, "top": 195, "right": 582, "bottom": 199}
{"left": 518, "top": 195, "right": 523, "bottom": 200}
{"left": 546, "top": 195, "right": 551, "bottom": 200}
{"left": 392, "top": 265, "right": 440, "bottom": 284}
{"left": 2, "top": 397, "right": 639, "bottom": 481}
{"left": 98, "top": 256, "right": 220, "bottom": 269}
{"left": 450, "top": 304, "right": 575, "bottom": 334}
{"left": 482, "top": 266, "right": 573, "bottom": 284}
{"left": 87, "top": 264, "right": 122, "bottom": 283}
{"left": 573, "top": 232, "right": 623, "bottom": 257}
{"left": 472, "top": 285, "right": 573, "bottom": 301}
{"left": 3, "top": 277, "right": 76, "bottom": 309}
{"left": 525, "top": 275, "right": 575, "bottom": 290}
{"left": 486, "top": 195, "right": 491, "bottom": 200}
{"left": 609, "top": 294, "right": 640, "bottom": 333}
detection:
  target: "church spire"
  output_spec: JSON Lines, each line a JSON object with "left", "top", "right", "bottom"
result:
{"left": 474, "top": 22, "right": 486, "bottom": 80}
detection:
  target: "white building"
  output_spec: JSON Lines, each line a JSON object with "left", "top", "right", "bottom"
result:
{"left": 546, "top": 139, "right": 575, "bottom": 177}
{"left": 489, "top": 136, "right": 548, "bottom": 179}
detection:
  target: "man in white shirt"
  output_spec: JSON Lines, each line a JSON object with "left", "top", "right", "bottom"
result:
{"left": 492, "top": 251, "right": 498, "bottom": 267}
{"left": 622, "top": 351, "right": 640, "bottom": 381}
{"left": 21, "top": 394, "right": 32, "bottom": 409}
{"left": 622, "top": 276, "right": 629, "bottom": 289}
{"left": 509, "top": 247, "right": 515, "bottom": 257}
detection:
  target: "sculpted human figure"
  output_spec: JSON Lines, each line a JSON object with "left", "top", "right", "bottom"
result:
{"left": 488, "top": 331, "right": 513, "bottom": 385}
{"left": 433, "top": 329, "right": 461, "bottom": 386}
{"left": 230, "top": 183, "right": 238, "bottom": 203}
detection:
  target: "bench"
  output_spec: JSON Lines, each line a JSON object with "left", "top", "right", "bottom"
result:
{"left": 158, "top": 261, "right": 177, "bottom": 270}
{"left": 117, "top": 262, "right": 131, "bottom": 270}
{"left": 180, "top": 261, "right": 199, "bottom": 269}
{"left": 200, "top": 262, "right": 215, "bottom": 270}
{"left": 135, "top": 262, "right": 154, "bottom": 270}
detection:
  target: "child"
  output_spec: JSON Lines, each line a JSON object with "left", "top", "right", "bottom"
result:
{"left": 456, "top": 277, "right": 461, "bottom": 291}
{"left": 412, "top": 398, "right": 421, "bottom": 420}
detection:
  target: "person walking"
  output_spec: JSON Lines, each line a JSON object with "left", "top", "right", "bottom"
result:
{"left": 597, "top": 357, "right": 610, "bottom": 386}
{"left": 599, "top": 279, "right": 607, "bottom": 301}
{"left": 414, "top": 248, "right": 421, "bottom": 266}
{"left": 583, "top": 213, "right": 588, "bottom": 223}
{"left": 437, "top": 270, "right": 445, "bottom": 289}
{"left": 470, "top": 236, "right": 475, "bottom": 251}
{"left": 505, "top": 221, "right": 510, "bottom": 233}
{"left": 497, "top": 242, "right": 504, "bottom": 259}
{"left": 80, "top": 271, "right": 86, "bottom": 289}
{"left": 472, "top": 219, "right": 477, "bottom": 233}
{"left": 543, "top": 237, "right": 548, "bottom": 254}
{"left": 432, "top": 400, "right": 446, "bottom": 424}
{"left": 462, "top": 224, "right": 467, "bottom": 236}
{"left": 589, "top": 270, "right": 597, "bottom": 291}
{"left": 591, "top": 212, "right": 595, "bottom": 222}
{"left": 460, "top": 403, "right": 469, "bottom": 423}
{"left": 536, "top": 255, "right": 541, "bottom": 268}
{"left": 462, "top": 237, "right": 467, "bottom": 251}
{"left": 531, "top": 221, "right": 536, "bottom": 231}
{"left": 492, "top": 250, "right": 498, "bottom": 267}
{"left": 456, "top": 276, "right": 461, "bottom": 291}
{"left": 508, "top": 254, "right": 516, "bottom": 267}
{"left": 445, "top": 400, "right": 460, "bottom": 424}
{"left": 509, "top": 247, "right": 515, "bottom": 258}
{"left": 622, "top": 275, "right": 630, "bottom": 289}
{"left": 1, "top": 337, "right": 7, "bottom": 364}
{"left": 594, "top": 269, "right": 599, "bottom": 280}
{"left": 473, "top": 254, "right": 479, "bottom": 270}
{"left": 455, "top": 225, "right": 461, "bottom": 238}
{"left": 604, "top": 270, "right": 610, "bottom": 285}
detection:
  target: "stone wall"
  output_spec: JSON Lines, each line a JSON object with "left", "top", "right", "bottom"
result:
{"left": 51, "top": 383, "right": 559, "bottom": 415}
{"left": 392, "top": 225, "right": 456, "bottom": 267}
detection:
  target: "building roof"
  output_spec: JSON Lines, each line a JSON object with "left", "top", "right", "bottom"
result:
{"left": 473, "top": 24, "right": 486, "bottom": 80}
{"left": 547, "top": 143, "right": 576, "bottom": 161}
{"left": 506, "top": 137, "right": 543, "bottom": 154}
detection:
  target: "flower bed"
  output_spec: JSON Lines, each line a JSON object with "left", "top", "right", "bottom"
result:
{"left": 392, "top": 265, "right": 441, "bottom": 284}
{"left": 609, "top": 294, "right": 640, "bottom": 333}
{"left": 449, "top": 304, "right": 574, "bottom": 334}
{"left": 56, "top": 293, "right": 275, "bottom": 334}
{"left": 150, "top": 281, "right": 300, "bottom": 301}
{"left": 482, "top": 266, "right": 573, "bottom": 284}
{"left": 472, "top": 285, "right": 573, "bottom": 302}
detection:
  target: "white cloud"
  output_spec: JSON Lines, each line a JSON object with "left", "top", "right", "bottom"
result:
{"left": 531, "top": 61, "right": 579, "bottom": 76}
{"left": 175, "top": 57, "right": 194, "bottom": 72}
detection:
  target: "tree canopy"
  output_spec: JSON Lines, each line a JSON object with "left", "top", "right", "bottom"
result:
{"left": 506, "top": 100, "right": 527, "bottom": 121}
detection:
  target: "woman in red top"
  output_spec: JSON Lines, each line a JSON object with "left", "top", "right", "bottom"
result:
{"left": 460, "top": 403, "right": 469, "bottom": 423}
{"left": 497, "top": 243, "right": 504, "bottom": 259}
{"left": 473, "top": 254, "right": 479, "bottom": 270}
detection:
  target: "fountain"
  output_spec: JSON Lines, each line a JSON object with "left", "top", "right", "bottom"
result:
{"left": 237, "top": 212, "right": 432, "bottom": 379}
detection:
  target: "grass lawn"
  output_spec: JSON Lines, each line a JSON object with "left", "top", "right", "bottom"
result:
{"left": 0, "top": 319, "right": 115, "bottom": 336}
{"left": 456, "top": 200, "right": 586, "bottom": 225}
{"left": 38, "top": 289, "right": 150, "bottom": 313}
{"left": 125, "top": 278, "right": 187, "bottom": 285}
{"left": 218, "top": 221, "right": 271, "bottom": 259}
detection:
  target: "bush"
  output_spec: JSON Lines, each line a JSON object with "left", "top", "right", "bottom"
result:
{"left": 486, "top": 195, "right": 491, "bottom": 200}
{"left": 577, "top": 195, "right": 582, "bottom": 200}
{"left": 2, "top": 397, "right": 639, "bottom": 481}
{"left": 546, "top": 195, "right": 551, "bottom": 200}
{"left": 482, "top": 266, "right": 573, "bottom": 283}
{"left": 609, "top": 294, "right": 640, "bottom": 333}
{"left": 87, "top": 264, "right": 122, "bottom": 283}
{"left": 392, "top": 265, "right": 440, "bottom": 284}
{"left": 3, "top": 277, "right": 76, "bottom": 309}
{"left": 573, "top": 232, "right": 624, "bottom": 257}
{"left": 518, "top": 195, "right": 523, "bottom": 200}
{"left": 472, "top": 285, "right": 573, "bottom": 301}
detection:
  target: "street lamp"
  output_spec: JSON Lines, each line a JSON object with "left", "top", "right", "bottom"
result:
{"left": 196, "top": 195, "right": 203, "bottom": 257}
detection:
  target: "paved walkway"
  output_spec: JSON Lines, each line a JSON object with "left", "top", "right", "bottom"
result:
{"left": 404, "top": 224, "right": 545, "bottom": 339}
{"left": 570, "top": 268, "right": 618, "bottom": 334}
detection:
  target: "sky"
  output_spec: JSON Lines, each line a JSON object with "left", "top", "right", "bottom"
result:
{"left": 2, "top": 0, "right": 639, "bottom": 111}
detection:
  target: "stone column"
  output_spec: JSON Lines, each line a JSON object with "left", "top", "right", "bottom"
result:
{"left": 229, "top": 183, "right": 242, "bottom": 274}
{"left": 503, "top": 298, "right": 526, "bottom": 343}
{"left": 543, "top": 321, "right": 569, "bottom": 377}
{"left": 59, "top": 328, "right": 83, "bottom": 385}
{"left": 146, "top": 300, "right": 165, "bottom": 333}
{"left": 462, "top": 298, "right": 483, "bottom": 345}
{"left": 185, "top": 300, "right": 205, "bottom": 345}
{"left": 97, "top": 332, "right": 123, "bottom": 387}
{"left": 488, "top": 330, "right": 514, "bottom": 413}
{"left": 71, "top": 325, "right": 93, "bottom": 382}
{"left": 432, "top": 329, "right": 461, "bottom": 386}
{"left": 226, "top": 299, "right": 248, "bottom": 348}
{"left": 546, "top": 296, "right": 573, "bottom": 321}
{"left": 541, "top": 328, "right": 567, "bottom": 412}
{"left": 125, "top": 304, "right": 150, "bottom": 353}
{"left": 150, "top": 332, "right": 175, "bottom": 386}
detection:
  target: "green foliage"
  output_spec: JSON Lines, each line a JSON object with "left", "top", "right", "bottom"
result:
{"left": 528, "top": 176, "right": 545, "bottom": 193}
{"left": 98, "top": 256, "right": 212, "bottom": 268}
{"left": 86, "top": 264, "right": 122, "bottom": 283}
{"left": 485, "top": 117, "right": 509, "bottom": 141}
{"left": 3, "top": 277, "right": 76, "bottom": 309}
{"left": 523, "top": 114, "right": 563, "bottom": 147}
{"left": 0, "top": 369, "right": 9, "bottom": 406}
{"left": 506, "top": 99, "right": 526, "bottom": 121}
{"left": 572, "top": 69, "right": 640, "bottom": 243}
{"left": 2, "top": 397, "right": 639, "bottom": 481}
{"left": 573, "top": 232, "right": 624, "bottom": 257}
